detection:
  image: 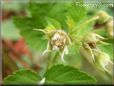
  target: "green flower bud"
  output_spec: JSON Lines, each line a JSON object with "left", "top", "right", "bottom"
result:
{"left": 80, "top": 43, "right": 113, "bottom": 76}
{"left": 96, "top": 10, "right": 111, "bottom": 24}
{"left": 93, "top": 49, "right": 113, "bottom": 75}
{"left": 80, "top": 33, "right": 104, "bottom": 63}
{"left": 105, "top": 18, "right": 113, "bottom": 39}
{"left": 80, "top": 33, "right": 109, "bottom": 67}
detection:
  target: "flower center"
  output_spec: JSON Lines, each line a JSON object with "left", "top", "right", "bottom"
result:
{"left": 51, "top": 31, "right": 67, "bottom": 51}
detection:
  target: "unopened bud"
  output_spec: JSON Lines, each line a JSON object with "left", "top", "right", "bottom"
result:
{"left": 93, "top": 49, "right": 113, "bottom": 75}
{"left": 105, "top": 18, "right": 113, "bottom": 39}
{"left": 80, "top": 33, "right": 108, "bottom": 66}
{"left": 96, "top": 10, "right": 111, "bottom": 24}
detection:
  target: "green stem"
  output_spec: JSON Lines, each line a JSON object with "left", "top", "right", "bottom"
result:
{"left": 52, "top": 52, "right": 59, "bottom": 64}
{"left": 46, "top": 53, "right": 52, "bottom": 70}
{"left": 46, "top": 52, "right": 59, "bottom": 70}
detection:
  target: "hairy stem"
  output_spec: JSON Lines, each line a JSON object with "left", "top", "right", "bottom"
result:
{"left": 72, "top": 16, "right": 99, "bottom": 33}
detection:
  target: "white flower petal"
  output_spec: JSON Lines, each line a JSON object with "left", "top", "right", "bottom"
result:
{"left": 52, "top": 45, "right": 59, "bottom": 51}
{"left": 52, "top": 33, "right": 60, "bottom": 40}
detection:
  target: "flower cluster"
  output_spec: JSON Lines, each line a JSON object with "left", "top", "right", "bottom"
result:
{"left": 34, "top": 10, "right": 113, "bottom": 75}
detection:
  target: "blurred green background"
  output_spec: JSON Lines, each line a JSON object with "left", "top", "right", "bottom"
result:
{"left": 1, "top": 0, "right": 113, "bottom": 84}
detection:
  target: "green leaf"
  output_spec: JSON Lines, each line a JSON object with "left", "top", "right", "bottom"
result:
{"left": 66, "top": 16, "right": 76, "bottom": 29}
{"left": 28, "top": 3, "right": 55, "bottom": 29}
{"left": 28, "top": 2, "right": 87, "bottom": 29}
{"left": 67, "top": 3, "right": 87, "bottom": 23}
{"left": 3, "top": 69, "right": 42, "bottom": 85}
{"left": 49, "top": 3, "right": 87, "bottom": 29}
{"left": 44, "top": 64, "right": 96, "bottom": 84}
{"left": 13, "top": 17, "right": 34, "bottom": 30}
{"left": 45, "top": 17, "right": 61, "bottom": 30}
{"left": 13, "top": 17, "right": 47, "bottom": 51}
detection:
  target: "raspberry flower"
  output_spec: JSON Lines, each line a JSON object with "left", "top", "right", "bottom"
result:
{"left": 80, "top": 33, "right": 107, "bottom": 63}
{"left": 34, "top": 29, "right": 71, "bottom": 62}
{"left": 80, "top": 33, "right": 113, "bottom": 75}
